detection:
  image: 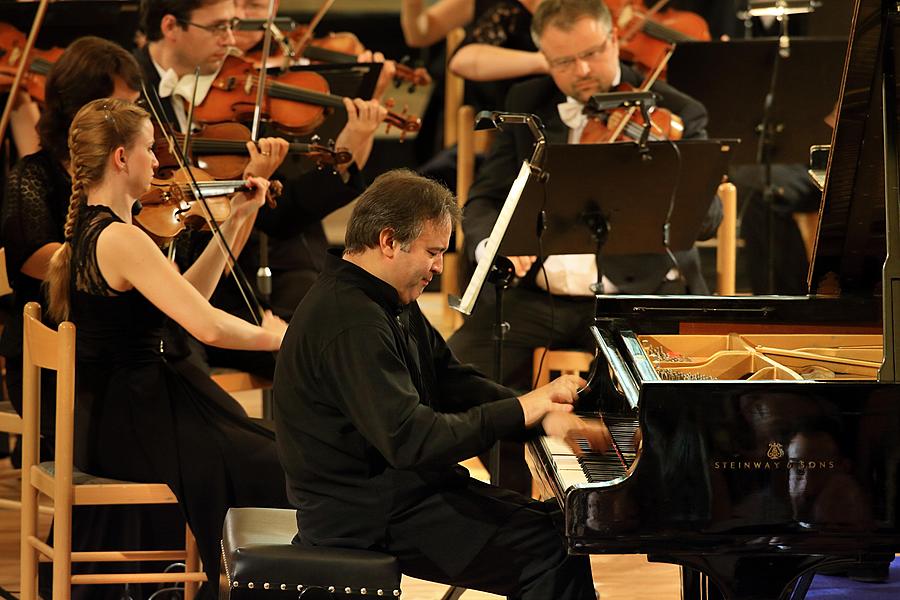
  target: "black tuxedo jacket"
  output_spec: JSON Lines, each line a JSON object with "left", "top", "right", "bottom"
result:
{"left": 463, "top": 64, "right": 722, "bottom": 294}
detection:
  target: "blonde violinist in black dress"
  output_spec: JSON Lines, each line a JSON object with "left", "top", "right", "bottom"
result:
{"left": 45, "top": 97, "right": 289, "bottom": 598}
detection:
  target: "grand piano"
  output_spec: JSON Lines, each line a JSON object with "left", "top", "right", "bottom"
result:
{"left": 527, "top": 1, "right": 900, "bottom": 598}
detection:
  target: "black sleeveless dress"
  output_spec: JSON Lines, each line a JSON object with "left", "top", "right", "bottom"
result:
{"left": 69, "top": 205, "right": 289, "bottom": 595}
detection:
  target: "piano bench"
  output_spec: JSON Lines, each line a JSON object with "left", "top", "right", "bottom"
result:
{"left": 220, "top": 507, "right": 402, "bottom": 599}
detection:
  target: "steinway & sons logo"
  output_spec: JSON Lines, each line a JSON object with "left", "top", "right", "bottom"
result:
{"left": 713, "top": 441, "right": 835, "bottom": 471}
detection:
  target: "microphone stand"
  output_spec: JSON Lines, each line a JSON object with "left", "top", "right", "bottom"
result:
{"left": 252, "top": 0, "right": 280, "bottom": 306}
{"left": 747, "top": 0, "right": 816, "bottom": 293}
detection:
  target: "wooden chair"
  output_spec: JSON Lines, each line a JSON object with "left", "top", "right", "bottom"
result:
{"left": 532, "top": 348, "right": 595, "bottom": 388}
{"left": 444, "top": 28, "right": 466, "bottom": 150}
{"left": 715, "top": 181, "right": 738, "bottom": 295}
{"left": 19, "top": 302, "right": 206, "bottom": 600}
{"left": 0, "top": 247, "right": 25, "bottom": 511}
{"left": 793, "top": 211, "right": 820, "bottom": 263}
{"left": 0, "top": 400, "right": 24, "bottom": 512}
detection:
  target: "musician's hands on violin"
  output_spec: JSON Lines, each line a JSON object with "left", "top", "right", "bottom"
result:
{"left": 334, "top": 97, "right": 387, "bottom": 171}
{"left": 542, "top": 411, "right": 614, "bottom": 454}
{"left": 517, "top": 373, "right": 585, "bottom": 427}
{"left": 229, "top": 175, "right": 270, "bottom": 218}
{"left": 243, "top": 136, "right": 289, "bottom": 179}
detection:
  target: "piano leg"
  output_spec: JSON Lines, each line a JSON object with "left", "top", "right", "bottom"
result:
{"left": 651, "top": 554, "right": 852, "bottom": 600}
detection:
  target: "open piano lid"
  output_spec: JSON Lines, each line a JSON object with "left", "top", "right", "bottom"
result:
{"left": 811, "top": 0, "right": 892, "bottom": 297}
{"left": 812, "top": 0, "right": 900, "bottom": 381}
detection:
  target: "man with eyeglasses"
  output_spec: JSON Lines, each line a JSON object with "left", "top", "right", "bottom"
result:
{"left": 448, "top": 0, "right": 722, "bottom": 492}
{"left": 134, "top": 0, "right": 386, "bottom": 385}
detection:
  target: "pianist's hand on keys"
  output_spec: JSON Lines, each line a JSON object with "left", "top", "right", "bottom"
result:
{"left": 542, "top": 412, "right": 614, "bottom": 454}
{"left": 517, "top": 374, "right": 585, "bottom": 427}
{"left": 516, "top": 374, "right": 611, "bottom": 451}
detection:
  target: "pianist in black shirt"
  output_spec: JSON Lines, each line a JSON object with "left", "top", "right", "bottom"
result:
{"left": 274, "top": 169, "right": 610, "bottom": 599}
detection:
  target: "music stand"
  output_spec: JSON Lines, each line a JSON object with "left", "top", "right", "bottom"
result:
{"left": 2, "top": 1, "right": 141, "bottom": 49}
{"left": 497, "top": 140, "right": 735, "bottom": 279}
{"left": 668, "top": 39, "right": 844, "bottom": 166}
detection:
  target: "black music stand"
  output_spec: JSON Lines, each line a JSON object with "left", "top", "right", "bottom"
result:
{"left": 3, "top": 1, "right": 141, "bottom": 49}
{"left": 496, "top": 140, "right": 735, "bottom": 286}
{"left": 668, "top": 39, "right": 844, "bottom": 166}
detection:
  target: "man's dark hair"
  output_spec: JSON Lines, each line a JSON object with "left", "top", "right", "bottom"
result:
{"left": 37, "top": 36, "right": 142, "bottom": 164}
{"left": 140, "top": 0, "right": 214, "bottom": 41}
{"left": 345, "top": 169, "right": 461, "bottom": 254}
{"left": 531, "top": 0, "right": 613, "bottom": 47}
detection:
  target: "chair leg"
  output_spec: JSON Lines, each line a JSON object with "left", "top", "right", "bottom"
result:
{"left": 19, "top": 486, "right": 39, "bottom": 600}
{"left": 52, "top": 503, "right": 72, "bottom": 600}
{"left": 184, "top": 525, "right": 201, "bottom": 600}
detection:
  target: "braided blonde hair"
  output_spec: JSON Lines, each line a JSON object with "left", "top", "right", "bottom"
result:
{"left": 45, "top": 98, "right": 149, "bottom": 322}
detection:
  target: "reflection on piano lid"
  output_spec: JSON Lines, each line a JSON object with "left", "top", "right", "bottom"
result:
{"left": 809, "top": 144, "right": 829, "bottom": 191}
{"left": 529, "top": 1, "right": 900, "bottom": 598}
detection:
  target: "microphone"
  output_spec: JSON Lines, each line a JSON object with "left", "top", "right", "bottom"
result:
{"left": 587, "top": 90, "right": 657, "bottom": 112}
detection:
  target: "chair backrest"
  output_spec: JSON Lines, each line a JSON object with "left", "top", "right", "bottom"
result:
{"left": 533, "top": 349, "right": 595, "bottom": 388}
{"left": 21, "top": 302, "right": 76, "bottom": 529}
{"left": 444, "top": 27, "right": 466, "bottom": 149}
{"left": 715, "top": 181, "right": 737, "bottom": 295}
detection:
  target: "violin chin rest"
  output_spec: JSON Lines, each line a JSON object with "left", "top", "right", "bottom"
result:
{"left": 131, "top": 200, "right": 143, "bottom": 216}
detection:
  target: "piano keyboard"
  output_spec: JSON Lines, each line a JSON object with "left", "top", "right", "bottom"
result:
{"left": 539, "top": 416, "right": 639, "bottom": 490}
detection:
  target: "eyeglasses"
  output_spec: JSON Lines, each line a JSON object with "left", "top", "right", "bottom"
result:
{"left": 179, "top": 17, "right": 239, "bottom": 38}
{"left": 546, "top": 38, "right": 611, "bottom": 74}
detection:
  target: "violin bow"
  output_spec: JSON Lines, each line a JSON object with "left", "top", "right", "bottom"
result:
{"left": 0, "top": 0, "right": 51, "bottom": 144}
{"left": 290, "top": 0, "right": 336, "bottom": 57}
{"left": 605, "top": 45, "right": 674, "bottom": 142}
{"left": 141, "top": 80, "right": 269, "bottom": 326}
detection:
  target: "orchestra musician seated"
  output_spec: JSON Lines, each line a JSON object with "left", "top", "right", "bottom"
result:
{"left": 45, "top": 97, "right": 289, "bottom": 598}
{"left": 136, "top": 0, "right": 386, "bottom": 380}
{"left": 447, "top": 0, "right": 722, "bottom": 493}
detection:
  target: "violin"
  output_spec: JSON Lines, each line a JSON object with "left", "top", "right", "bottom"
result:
{"left": 581, "top": 52, "right": 682, "bottom": 144}
{"left": 153, "top": 121, "right": 353, "bottom": 180}
{"left": 192, "top": 55, "right": 421, "bottom": 137}
{"left": 605, "top": 0, "right": 710, "bottom": 74}
{"left": 281, "top": 26, "right": 432, "bottom": 88}
{"left": 0, "top": 22, "right": 63, "bottom": 103}
{"left": 137, "top": 165, "right": 282, "bottom": 244}
{"left": 582, "top": 83, "right": 683, "bottom": 144}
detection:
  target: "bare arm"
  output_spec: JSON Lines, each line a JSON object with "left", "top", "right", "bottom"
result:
{"left": 9, "top": 93, "right": 40, "bottom": 157}
{"left": 401, "top": 0, "right": 475, "bottom": 48}
{"left": 96, "top": 222, "right": 281, "bottom": 351}
{"left": 21, "top": 242, "right": 61, "bottom": 281}
{"left": 181, "top": 176, "right": 268, "bottom": 298}
{"left": 449, "top": 44, "right": 548, "bottom": 81}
